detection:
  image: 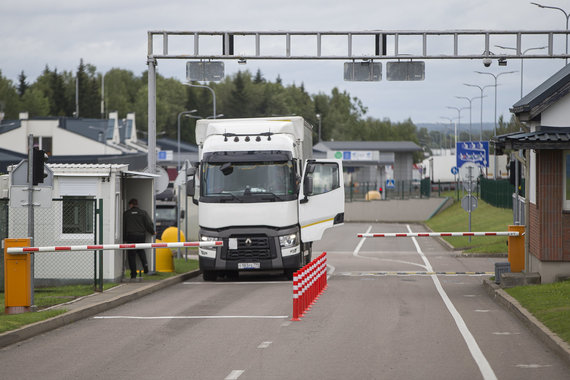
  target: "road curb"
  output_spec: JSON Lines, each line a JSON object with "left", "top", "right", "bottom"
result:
{"left": 482, "top": 278, "right": 570, "bottom": 365}
{"left": 0, "top": 270, "right": 202, "bottom": 349}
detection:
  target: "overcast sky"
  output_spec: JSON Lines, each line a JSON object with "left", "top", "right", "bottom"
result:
{"left": 2, "top": 0, "right": 569, "bottom": 129}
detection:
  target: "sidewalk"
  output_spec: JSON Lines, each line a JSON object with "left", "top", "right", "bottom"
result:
{"left": 0, "top": 271, "right": 201, "bottom": 349}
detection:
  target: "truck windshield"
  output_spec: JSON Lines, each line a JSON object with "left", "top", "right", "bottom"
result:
{"left": 201, "top": 159, "right": 297, "bottom": 203}
{"left": 156, "top": 207, "right": 176, "bottom": 221}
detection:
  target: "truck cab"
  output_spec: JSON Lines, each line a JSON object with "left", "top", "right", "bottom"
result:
{"left": 189, "top": 117, "right": 344, "bottom": 280}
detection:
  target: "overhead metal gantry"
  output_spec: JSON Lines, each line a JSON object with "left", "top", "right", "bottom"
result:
{"left": 146, "top": 29, "right": 570, "bottom": 174}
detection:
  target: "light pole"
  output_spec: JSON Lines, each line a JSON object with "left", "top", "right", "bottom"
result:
{"left": 463, "top": 83, "right": 495, "bottom": 142}
{"left": 446, "top": 106, "right": 468, "bottom": 146}
{"left": 185, "top": 83, "right": 217, "bottom": 119}
{"left": 495, "top": 45, "right": 548, "bottom": 97}
{"left": 316, "top": 113, "right": 322, "bottom": 142}
{"left": 177, "top": 110, "right": 197, "bottom": 171}
{"left": 475, "top": 70, "right": 517, "bottom": 178}
{"left": 440, "top": 116, "right": 456, "bottom": 151}
{"left": 455, "top": 96, "right": 486, "bottom": 141}
{"left": 531, "top": 2, "right": 570, "bottom": 64}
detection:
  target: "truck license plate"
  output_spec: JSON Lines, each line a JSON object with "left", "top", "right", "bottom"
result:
{"left": 238, "top": 262, "right": 260, "bottom": 270}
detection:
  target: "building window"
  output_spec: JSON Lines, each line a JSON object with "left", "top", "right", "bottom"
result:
{"left": 565, "top": 151, "right": 570, "bottom": 210}
{"left": 62, "top": 197, "right": 94, "bottom": 234}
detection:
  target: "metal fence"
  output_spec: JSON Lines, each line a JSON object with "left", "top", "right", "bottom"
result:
{"left": 346, "top": 180, "right": 422, "bottom": 201}
{"left": 3, "top": 198, "right": 99, "bottom": 287}
{"left": 480, "top": 177, "right": 525, "bottom": 209}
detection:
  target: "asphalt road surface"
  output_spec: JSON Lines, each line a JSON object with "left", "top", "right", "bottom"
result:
{"left": 1, "top": 222, "right": 569, "bottom": 379}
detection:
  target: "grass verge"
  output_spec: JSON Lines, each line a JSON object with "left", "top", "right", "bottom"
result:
{"left": 0, "top": 258, "right": 198, "bottom": 334}
{"left": 505, "top": 281, "right": 570, "bottom": 344}
{"left": 426, "top": 195, "right": 513, "bottom": 254}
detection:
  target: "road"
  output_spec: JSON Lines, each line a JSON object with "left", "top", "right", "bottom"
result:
{"left": 1, "top": 222, "right": 569, "bottom": 379}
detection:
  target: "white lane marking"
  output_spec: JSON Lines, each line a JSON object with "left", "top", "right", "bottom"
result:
{"left": 406, "top": 224, "right": 497, "bottom": 380}
{"left": 475, "top": 310, "right": 491, "bottom": 313}
{"left": 225, "top": 370, "right": 245, "bottom": 379}
{"left": 493, "top": 332, "right": 520, "bottom": 336}
{"left": 327, "top": 264, "right": 336, "bottom": 280}
{"left": 94, "top": 315, "right": 288, "bottom": 320}
{"left": 353, "top": 225, "right": 372, "bottom": 257}
{"left": 515, "top": 364, "right": 552, "bottom": 369}
{"left": 281, "top": 321, "right": 292, "bottom": 327}
{"left": 257, "top": 341, "right": 272, "bottom": 349}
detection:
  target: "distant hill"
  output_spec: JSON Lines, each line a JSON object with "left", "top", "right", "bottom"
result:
{"left": 416, "top": 122, "right": 495, "bottom": 132}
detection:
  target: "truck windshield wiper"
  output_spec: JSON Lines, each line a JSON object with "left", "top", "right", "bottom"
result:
{"left": 213, "top": 192, "right": 243, "bottom": 203}
{"left": 258, "top": 191, "right": 285, "bottom": 201}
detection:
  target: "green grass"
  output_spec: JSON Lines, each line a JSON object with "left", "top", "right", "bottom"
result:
{"left": 426, "top": 194, "right": 513, "bottom": 254}
{"left": 506, "top": 281, "right": 570, "bottom": 344}
{"left": 0, "top": 258, "right": 199, "bottom": 333}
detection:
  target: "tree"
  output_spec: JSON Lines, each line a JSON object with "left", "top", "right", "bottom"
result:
{"left": 17, "top": 71, "right": 28, "bottom": 98}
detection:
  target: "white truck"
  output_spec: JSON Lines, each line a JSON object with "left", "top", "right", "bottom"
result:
{"left": 187, "top": 116, "right": 344, "bottom": 281}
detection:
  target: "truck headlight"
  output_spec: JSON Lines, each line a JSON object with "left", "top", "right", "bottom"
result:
{"left": 279, "top": 233, "right": 298, "bottom": 248}
{"left": 199, "top": 235, "right": 218, "bottom": 258}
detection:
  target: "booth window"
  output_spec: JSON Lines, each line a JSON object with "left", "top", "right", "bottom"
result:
{"left": 565, "top": 151, "right": 570, "bottom": 210}
{"left": 62, "top": 197, "right": 94, "bottom": 234}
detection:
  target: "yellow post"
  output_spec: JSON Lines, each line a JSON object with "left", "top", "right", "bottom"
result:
{"left": 508, "top": 225, "right": 525, "bottom": 273}
{"left": 155, "top": 239, "right": 174, "bottom": 273}
{"left": 4, "top": 238, "right": 32, "bottom": 314}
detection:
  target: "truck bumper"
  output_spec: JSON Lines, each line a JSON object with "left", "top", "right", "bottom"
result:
{"left": 198, "top": 225, "right": 302, "bottom": 272}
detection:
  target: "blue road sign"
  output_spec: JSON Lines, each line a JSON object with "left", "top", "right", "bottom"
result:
{"left": 451, "top": 166, "right": 459, "bottom": 175}
{"left": 456, "top": 141, "right": 489, "bottom": 168}
{"left": 386, "top": 179, "right": 395, "bottom": 189}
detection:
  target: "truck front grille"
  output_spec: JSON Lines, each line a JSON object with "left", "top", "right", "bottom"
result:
{"left": 224, "top": 236, "right": 273, "bottom": 260}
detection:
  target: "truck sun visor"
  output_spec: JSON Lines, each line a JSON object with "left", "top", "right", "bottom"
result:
{"left": 203, "top": 151, "right": 292, "bottom": 163}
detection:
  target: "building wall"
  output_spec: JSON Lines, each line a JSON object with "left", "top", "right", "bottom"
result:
{"left": 530, "top": 150, "right": 569, "bottom": 262}
{"left": 541, "top": 93, "right": 570, "bottom": 126}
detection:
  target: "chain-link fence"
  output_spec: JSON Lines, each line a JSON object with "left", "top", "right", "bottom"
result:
{"left": 5, "top": 198, "right": 98, "bottom": 287}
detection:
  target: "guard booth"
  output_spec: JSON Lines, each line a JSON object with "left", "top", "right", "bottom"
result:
{"left": 3, "top": 163, "right": 156, "bottom": 284}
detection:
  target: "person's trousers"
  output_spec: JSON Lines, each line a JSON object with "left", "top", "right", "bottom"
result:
{"left": 128, "top": 249, "right": 149, "bottom": 278}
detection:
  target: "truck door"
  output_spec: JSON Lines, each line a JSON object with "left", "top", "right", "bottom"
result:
{"left": 298, "top": 159, "right": 345, "bottom": 243}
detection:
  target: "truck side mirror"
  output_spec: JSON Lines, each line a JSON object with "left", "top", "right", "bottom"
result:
{"left": 180, "top": 210, "right": 185, "bottom": 219}
{"left": 304, "top": 176, "right": 313, "bottom": 196}
{"left": 186, "top": 166, "right": 196, "bottom": 197}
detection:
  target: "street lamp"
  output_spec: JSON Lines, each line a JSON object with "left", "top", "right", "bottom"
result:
{"left": 446, "top": 106, "right": 468, "bottom": 146}
{"left": 440, "top": 116, "right": 456, "bottom": 151}
{"left": 495, "top": 45, "right": 548, "bottom": 97}
{"left": 531, "top": 2, "right": 570, "bottom": 64}
{"left": 455, "top": 95, "right": 486, "bottom": 141}
{"left": 177, "top": 110, "right": 197, "bottom": 171}
{"left": 474, "top": 70, "right": 517, "bottom": 178}
{"left": 463, "top": 83, "right": 495, "bottom": 142}
{"left": 316, "top": 113, "right": 322, "bottom": 142}
{"left": 185, "top": 83, "right": 217, "bottom": 119}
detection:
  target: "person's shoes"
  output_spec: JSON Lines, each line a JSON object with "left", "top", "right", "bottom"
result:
{"left": 144, "top": 267, "right": 149, "bottom": 274}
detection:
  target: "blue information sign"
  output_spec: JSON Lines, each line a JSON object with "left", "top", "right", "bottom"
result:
{"left": 456, "top": 141, "right": 489, "bottom": 168}
{"left": 451, "top": 166, "right": 458, "bottom": 175}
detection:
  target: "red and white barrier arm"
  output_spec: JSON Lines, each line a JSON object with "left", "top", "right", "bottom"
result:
{"left": 357, "top": 231, "right": 520, "bottom": 238}
{"left": 6, "top": 241, "right": 223, "bottom": 254}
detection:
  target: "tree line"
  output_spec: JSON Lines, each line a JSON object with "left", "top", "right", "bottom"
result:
{"left": 0, "top": 60, "right": 522, "bottom": 159}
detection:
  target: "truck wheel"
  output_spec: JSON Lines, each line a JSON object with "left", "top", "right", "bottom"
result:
{"left": 203, "top": 270, "right": 218, "bottom": 281}
{"left": 304, "top": 245, "right": 312, "bottom": 265}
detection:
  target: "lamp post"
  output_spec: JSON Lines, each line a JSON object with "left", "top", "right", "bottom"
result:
{"left": 185, "top": 83, "right": 217, "bottom": 119}
{"left": 463, "top": 83, "right": 495, "bottom": 142}
{"left": 316, "top": 113, "right": 322, "bottom": 142}
{"left": 446, "top": 106, "right": 468, "bottom": 146}
{"left": 495, "top": 45, "right": 548, "bottom": 97}
{"left": 177, "top": 110, "right": 197, "bottom": 171}
{"left": 531, "top": 2, "right": 570, "bottom": 64}
{"left": 455, "top": 96, "right": 486, "bottom": 141}
{"left": 475, "top": 70, "right": 517, "bottom": 178}
{"left": 440, "top": 116, "right": 456, "bottom": 152}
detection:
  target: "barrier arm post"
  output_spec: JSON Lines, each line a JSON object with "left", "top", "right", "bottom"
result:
{"left": 4, "top": 238, "right": 33, "bottom": 314}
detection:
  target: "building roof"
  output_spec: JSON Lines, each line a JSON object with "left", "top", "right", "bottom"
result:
{"left": 510, "top": 63, "right": 570, "bottom": 121}
{"left": 493, "top": 126, "right": 570, "bottom": 151}
{"left": 313, "top": 140, "right": 421, "bottom": 153}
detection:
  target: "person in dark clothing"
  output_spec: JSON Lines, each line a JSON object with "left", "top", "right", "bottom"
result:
{"left": 123, "top": 198, "right": 155, "bottom": 279}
